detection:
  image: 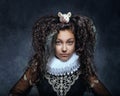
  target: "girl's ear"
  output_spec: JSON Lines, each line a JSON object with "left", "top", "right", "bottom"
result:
{"left": 67, "top": 12, "right": 72, "bottom": 17}
{"left": 58, "top": 12, "right": 62, "bottom": 17}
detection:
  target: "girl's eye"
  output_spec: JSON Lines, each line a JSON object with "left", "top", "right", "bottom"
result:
{"left": 67, "top": 41, "right": 74, "bottom": 45}
{"left": 55, "top": 41, "right": 61, "bottom": 45}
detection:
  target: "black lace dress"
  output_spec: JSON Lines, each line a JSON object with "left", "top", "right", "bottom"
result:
{"left": 36, "top": 70, "right": 87, "bottom": 96}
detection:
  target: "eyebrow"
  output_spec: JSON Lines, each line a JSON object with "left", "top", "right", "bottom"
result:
{"left": 56, "top": 38, "right": 75, "bottom": 41}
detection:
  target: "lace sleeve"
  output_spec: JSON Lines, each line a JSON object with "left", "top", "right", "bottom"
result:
{"left": 88, "top": 75, "right": 112, "bottom": 96}
{"left": 9, "top": 60, "right": 38, "bottom": 96}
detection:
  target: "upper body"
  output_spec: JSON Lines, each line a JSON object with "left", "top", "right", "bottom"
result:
{"left": 9, "top": 12, "right": 112, "bottom": 96}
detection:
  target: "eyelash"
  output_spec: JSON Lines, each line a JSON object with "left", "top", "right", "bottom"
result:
{"left": 67, "top": 41, "right": 74, "bottom": 45}
{"left": 55, "top": 41, "right": 61, "bottom": 45}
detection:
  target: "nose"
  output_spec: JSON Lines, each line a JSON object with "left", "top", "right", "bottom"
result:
{"left": 62, "top": 44, "right": 67, "bottom": 52}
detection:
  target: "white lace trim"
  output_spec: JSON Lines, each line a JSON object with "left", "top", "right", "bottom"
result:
{"left": 46, "top": 53, "right": 80, "bottom": 76}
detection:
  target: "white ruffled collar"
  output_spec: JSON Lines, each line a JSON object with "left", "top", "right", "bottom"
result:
{"left": 46, "top": 53, "right": 80, "bottom": 76}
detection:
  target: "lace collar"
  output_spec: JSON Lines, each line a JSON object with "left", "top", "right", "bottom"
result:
{"left": 46, "top": 53, "right": 80, "bottom": 76}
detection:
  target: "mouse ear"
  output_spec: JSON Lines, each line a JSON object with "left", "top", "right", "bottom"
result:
{"left": 58, "top": 12, "right": 62, "bottom": 17}
{"left": 67, "top": 12, "right": 72, "bottom": 17}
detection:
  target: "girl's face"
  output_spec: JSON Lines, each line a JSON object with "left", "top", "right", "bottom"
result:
{"left": 55, "top": 29, "right": 75, "bottom": 62}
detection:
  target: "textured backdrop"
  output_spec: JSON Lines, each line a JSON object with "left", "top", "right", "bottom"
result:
{"left": 0, "top": 0, "right": 120, "bottom": 95}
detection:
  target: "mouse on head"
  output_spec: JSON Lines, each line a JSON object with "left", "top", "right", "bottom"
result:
{"left": 58, "top": 12, "right": 72, "bottom": 23}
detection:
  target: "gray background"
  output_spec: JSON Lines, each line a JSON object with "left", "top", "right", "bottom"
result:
{"left": 0, "top": 0, "right": 120, "bottom": 95}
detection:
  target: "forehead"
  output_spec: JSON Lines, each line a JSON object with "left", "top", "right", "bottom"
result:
{"left": 57, "top": 29, "right": 75, "bottom": 40}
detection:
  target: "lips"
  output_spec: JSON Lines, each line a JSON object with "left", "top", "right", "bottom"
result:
{"left": 60, "top": 54, "right": 69, "bottom": 57}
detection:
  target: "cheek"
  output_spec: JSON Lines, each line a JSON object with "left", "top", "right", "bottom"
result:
{"left": 69, "top": 44, "right": 75, "bottom": 52}
{"left": 55, "top": 46, "right": 61, "bottom": 55}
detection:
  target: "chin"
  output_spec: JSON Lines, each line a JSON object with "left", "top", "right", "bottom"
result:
{"left": 61, "top": 58, "right": 70, "bottom": 62}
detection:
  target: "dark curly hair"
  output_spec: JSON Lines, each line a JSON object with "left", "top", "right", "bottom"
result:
{"left": 31, "top": 14, "right": 96, "bottom": 80}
